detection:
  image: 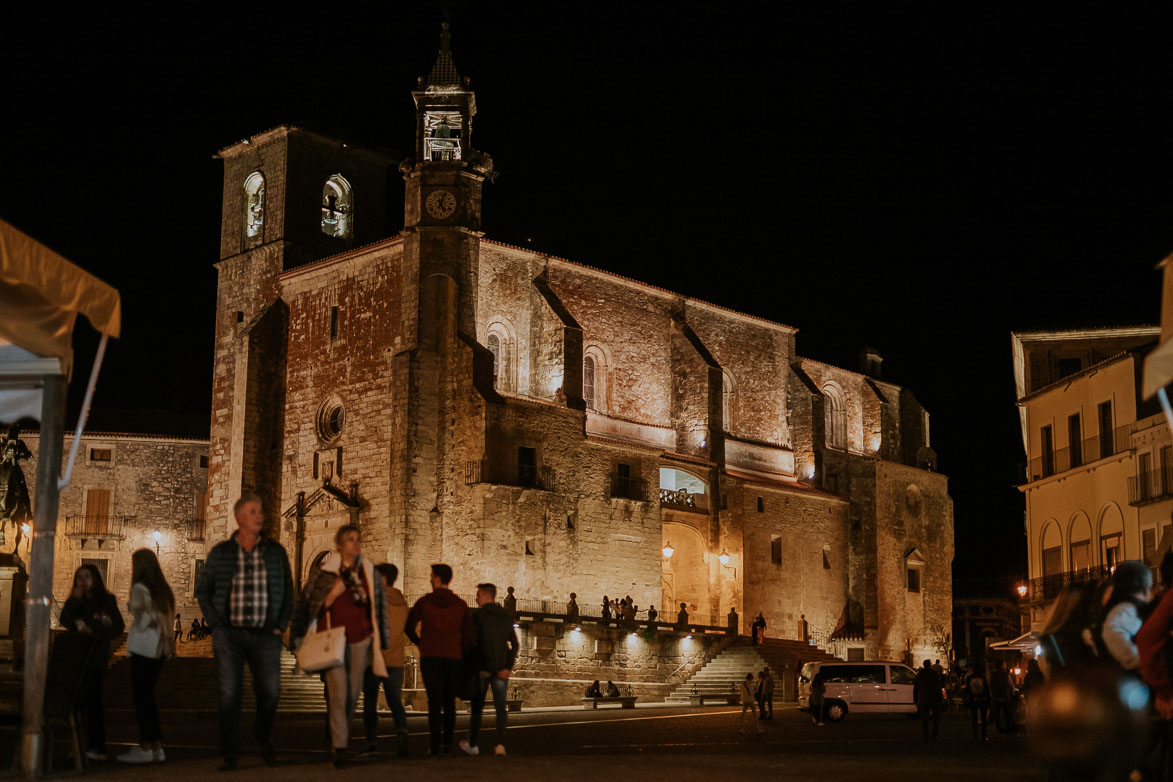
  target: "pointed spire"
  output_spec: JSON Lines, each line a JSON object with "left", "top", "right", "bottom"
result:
{"left": 425, "top": 21, "right": 463, "bottom": 91}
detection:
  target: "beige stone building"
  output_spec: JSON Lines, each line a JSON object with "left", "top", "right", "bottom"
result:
{"left": 1013, "top": 326, "right": 1168, "bottom": 629}
{"left": 206, "top": 29, "right": 954, "bottom": 661}
{"left": 14, "top": 431, "right": 209, "bottom": 623}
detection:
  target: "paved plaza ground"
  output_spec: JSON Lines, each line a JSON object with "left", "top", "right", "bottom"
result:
{"left": 1, "top": 702, "right": 1050, "bottom": 781}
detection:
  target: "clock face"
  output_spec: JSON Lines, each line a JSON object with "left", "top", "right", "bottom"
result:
{"left": 424, "top": 189, "right": 457, "bottom": 220}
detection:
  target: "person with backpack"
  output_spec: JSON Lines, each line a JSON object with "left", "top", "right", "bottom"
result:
{"left": 963, "top": 663, "right": 991, "bottom": 740}
{"left": 116, "top": 549, "right": 176, "bottom": 764}
{"left": 1100, "top": 560, "right": 1153, "bottom": 672}
{"left": 989, "top": 660, "right": 1015, "bottom": 736}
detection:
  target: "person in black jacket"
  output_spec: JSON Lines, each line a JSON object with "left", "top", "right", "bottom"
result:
{"left": 459, "top": 583, "right": 519, "bottom": 757}
{"left": 913, "top": 660, "right": 943, "bottom": 742}
{"left": 60, "top": 563, "right": 125, "bottom": 761}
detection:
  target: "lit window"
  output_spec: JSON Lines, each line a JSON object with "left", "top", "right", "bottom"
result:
{"left": 321, "top": 174, "right": 353, "bottom": 238}
{"left": 584, "top": 356, "right": 596, "bottom": 410}
{"left": 822, "top": 384, "right": 847, "bottom": 449}
{"left": 424, "top": 111, "right": 463, "bottom": 161}
{"left": 243, "top": 172, "right": 265, "bottom": 239}
{"left": 89, "top": 448, "right": 112, "bottom": 463}
{"left": 487, "top": 334, "right": 500, "bottom": 387}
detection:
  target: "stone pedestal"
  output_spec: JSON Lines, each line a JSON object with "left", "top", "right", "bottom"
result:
{"left": 0, "top": 561, "right": 27, "bottom": 639}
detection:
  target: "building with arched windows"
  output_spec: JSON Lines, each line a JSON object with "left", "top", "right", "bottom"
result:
{"left": 205, "top": 25, "right": 953, "bottom": 662}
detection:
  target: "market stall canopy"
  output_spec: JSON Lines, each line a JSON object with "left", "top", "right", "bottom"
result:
{"left": 0, "top": 218, "right": 121, "bottom": 378}
{"left": 1143, "top": 253, "right": 1173, "bottom": 399}
{"left": 989, "top": 632, "right": 1040, "bottom": 653}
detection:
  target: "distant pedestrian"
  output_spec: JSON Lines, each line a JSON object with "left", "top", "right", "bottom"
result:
{"left": 601, "top": 595, "right": 611, "bottom": 624}
{"left": 585, "top": 680, "right": 602, "bottom": 698}
{"left": 61, "top": 563, "right": 125, "bottom": 761}
{"left": 194, "top": 492, "right": 293, "bottom": 771}
{"left": 459, "top": 583, "right": 519, "bottom": 757}
{"left": 405, "top": 563, "right": 473, "bottom": 757}
{"left": 913, "top": 660, "right": 942, "bottom": 742}
{"left": 362, "top": 563, "right": 411, "bottom": 757}
{"left": 809, "top": 670, "right": 826, "bottom": 726}
{"left": 200, "top": 617, "right": 209, "bottom": 639}
{"left": 606, "top": 680, "right": 620, "bottom": 698}
{"left": 963, "top": 663, "right": 991, "bottom": 740}
{"left": 989, "top": 659, "right": 1014, "bottom": 736}
{"left": 761, "top": 668, "right": 774, "bottom": 719}
{"left": 647, "top": 604, "right": 658, "bottom": 623}
{"left": 1101, "top": 560, "right": 1153, "bottom": 672}
{"left": 116, "top": 549, "right": 176, "bottom": 764}
{"left": 739, "top": 673, "right": 764, "bottom": 734}
{"left": 188, "top": 618, "right": 200, "bottom": 641}
{"left": 173, "top": 614, "right": 182, "bottom": 645}
{"left": 291, "top": 524, "right": 390, "bottom": 768}
{"left": 752, "top": 612, "right": 766, "bottom": 644}
{"left": 727, "top": 607, "right": 739, "bottom": 635}
{"left": 798, "top": 613, "right": 808, "bottom": 642}
{"left": 933, "top": 659, "right": 944, "bottom": 677}
{"left": 502, "top": 586, "right": 517, "bottom": 618}
{"left": 676, "top": 602, "right": 689, "bottom": 629}
{"left": 566, "top": 592, "right": 579, "bottom": 624}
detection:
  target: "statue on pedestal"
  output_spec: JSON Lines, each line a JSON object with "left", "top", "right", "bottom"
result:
{"left": 0, "top": 425, "right": 33, "bottom": 548}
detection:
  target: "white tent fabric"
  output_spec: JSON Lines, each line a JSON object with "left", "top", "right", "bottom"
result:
{"left": 1143, "top": 254, "right": 1173, "bottom": 399}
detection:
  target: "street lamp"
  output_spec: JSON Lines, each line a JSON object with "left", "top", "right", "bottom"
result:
{"left": 1016, "top": 583, "right": 1028, "bottom": 599}
{"left": 152, "top": 529, "right": 161, "bottom": 555}
{"left": 662, "top": 541, "right": 675, "bottom": 559}
{"left": 718, "top": 550, "right": 731, "bottom": 566}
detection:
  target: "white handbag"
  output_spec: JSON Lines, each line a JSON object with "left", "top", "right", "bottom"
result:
{"left": 296, "top": 612, "right": 346, "bottom": 673}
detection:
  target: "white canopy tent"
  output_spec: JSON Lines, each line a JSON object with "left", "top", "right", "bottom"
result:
{"left": 0, "top": 218, "right": 120, "bottom": 779}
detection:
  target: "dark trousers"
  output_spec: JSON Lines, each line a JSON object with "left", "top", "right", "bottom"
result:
{"left": 759, "top": 694, "right": 773, "bottom": 719}
{"left": 991, "top": 698, "right": 1014, "bottom": 734}
{"left": 919, "top": 702, "right": 940, "bottom": 741}
{"left": 363, "top": 666, "right": 409, "bottom": 744}
{"left": 213, "top": 627, "right": 282, "bottom": 760}
{"left": 420, "top": 657, "right": 461, "bottom": 753}
{"left": 969, "top": 703, "right": 989, "bottom": 738}
{"left": 130, "top": 654, "right": 165, "bottom": 744}
{"left": 84, "top": 664, "right": 107, "bottom": 752}
{"left": 468, "top": 674, "right": 509, "bottom": 748}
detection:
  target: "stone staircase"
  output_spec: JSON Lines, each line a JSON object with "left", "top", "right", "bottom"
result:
{"left": 666, "top": 638, "right": 839, "bottom": 704}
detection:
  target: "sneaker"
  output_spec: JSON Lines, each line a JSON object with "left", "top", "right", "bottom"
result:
{"left": 85, "top": 750, "right": 107, "bottom": 761}
{"left": 494, "top": 744, "right": 506, "bottom": 756}
{"left": 332, "top": 749, "right": 346, "bottom": 769}
{"left": 817, "top": 722, "right": 825, "bottom": 727}
{"left": 116, "top": 746, "right": 156, "bottom": 764}
{"left": 153, "top": 747, "right": 166, "bottom": 762}
{"left": 459, "top": 739, "right": 479, "bottom": 756}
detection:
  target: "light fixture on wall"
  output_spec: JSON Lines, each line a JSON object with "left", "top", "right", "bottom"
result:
{"left": 1016, "top": 583, "right": 1028, "bottom": 598}
{"left": 152, "top": 529, "right": 161, "bottom": 555}
{"left": 718, "top": 550, "right": 731, "bottom": 566}
{"left": 662, "top": 541, "right": 675, "bottom": 559}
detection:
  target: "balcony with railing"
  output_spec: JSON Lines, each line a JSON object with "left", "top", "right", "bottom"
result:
{"left": 1128, "top": 465, "right": 1173, "bottom": 505}
{"left": 1026, "top": 564, "right": 1112, "bottom": 604}
{"left": 186, "top": 518, "right": 206, "bottom": 541}
{"left": 64, "top": 515, "right": 127, "bottom": 539}
{"left": 465, "top": 460, "right": 555, "bottom": 492}
{"left": 659, "top": 487, "right": 711, "bottom": 513}
{"left": 609, "top": 474, "right": 648, "bottom": 502}
{"left": 1023, "top": 425, "right": 1133, "bottom": 483}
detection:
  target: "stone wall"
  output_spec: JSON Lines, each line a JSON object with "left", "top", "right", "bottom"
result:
{"left": 17, "top": 433, "right": 209, "bottom": 623}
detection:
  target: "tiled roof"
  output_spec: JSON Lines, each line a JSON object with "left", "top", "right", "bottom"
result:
{"left": 426, "top": 23, "right": 462, "bottom": 90}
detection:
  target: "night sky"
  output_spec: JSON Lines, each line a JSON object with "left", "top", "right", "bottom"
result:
{"left": 6, "top": 4, "right": 1173, "bottom": 595}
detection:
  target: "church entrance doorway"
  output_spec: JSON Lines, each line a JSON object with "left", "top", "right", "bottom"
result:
{"left": 661, "top": 522, "right": 710, "bottom": 624}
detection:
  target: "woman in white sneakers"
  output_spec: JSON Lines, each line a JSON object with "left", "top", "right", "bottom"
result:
{"left": 117, "top": 549, "right": 175, "bottom": 763}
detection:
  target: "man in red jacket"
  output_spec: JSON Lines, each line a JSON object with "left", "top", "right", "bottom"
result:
{"left": 405, "top": 563, "right": 473, "bottom": 756}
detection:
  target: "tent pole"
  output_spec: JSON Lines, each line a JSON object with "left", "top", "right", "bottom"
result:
{"left": 21, "top": 373, "right": 66, "bottom": 780}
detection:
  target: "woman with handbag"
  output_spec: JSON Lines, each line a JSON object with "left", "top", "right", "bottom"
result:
{"left": 291, "top": 525, "right": 390, "bottom": 769}
{"left": 116, "top": 549, "right": 175, "bottom": 763}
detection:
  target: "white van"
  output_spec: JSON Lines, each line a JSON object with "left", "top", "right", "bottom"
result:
{"left": 797, "top": 661, "right": 918, "bottom": 721}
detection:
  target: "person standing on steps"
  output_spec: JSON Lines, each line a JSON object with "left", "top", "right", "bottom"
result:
{"left": 460, "top": 583, "right": 519, "bottom": 757}
{"left": 752, "top": 612, "right": 766, "bottom": 644}
{"left": 676, "top": 602, "right": 689, "bottom": 629}
{"left": 405, "top": 563, "right": 473, "bottom": 757}
{"left": 362, "top": 563, "right": 411, "bottom": 758}
{"left": 195, "top": 492, "right": 293, "bottom": 772}
{"left": 173, "top": 613, "right": 182, "bottom": 646}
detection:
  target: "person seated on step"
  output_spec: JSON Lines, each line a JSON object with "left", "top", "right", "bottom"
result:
{"left": 605, "top": 680, "right": 621, "bottom": 698}
{"left": 585, "top": 680, "right": 602, "bottom": 698}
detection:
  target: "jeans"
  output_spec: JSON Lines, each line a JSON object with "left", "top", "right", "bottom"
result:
{"left": 213, "top": 627, "right": 283, "bottom": 760}
{"left": 363, "top": 666, "right": 408, "bottom": 744}
{"left": 468, "top": 673, "right": 509, "bottom": 748}
{"left": 323, "top": 637, "right": 371, "bottom": 750}
{"left": 420, "top": 657, "right": 461, "bottom": 753}
{"left": 130, "top": 654, "right": 165, "bottom": 744}
{"left": 84, "top": 664, "right": 107, "bottom": 752}
{"left": 969, "top": 703, "right": 989, "bottom": 738}
{"left": 992, "top": 698, "right": 1014, "bottom": 734}
{"left": 919, "top": 702, "right": 940, "bottom": 741}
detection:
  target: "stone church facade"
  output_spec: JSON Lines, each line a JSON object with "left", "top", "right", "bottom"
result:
{"left": 206, "top": 28, "right": 953, "bottom": 662}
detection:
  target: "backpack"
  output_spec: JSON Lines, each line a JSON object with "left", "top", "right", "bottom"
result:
{"left": 967, "top": 675, "right": 988, "bottom": 701}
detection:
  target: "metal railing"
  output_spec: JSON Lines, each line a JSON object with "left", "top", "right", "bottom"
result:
{"left": 609, "top": 474, "right": 648, "bottom": 502}
{"left": 402, "top": 593, "right": 723, "bottom": 632}
{"left": 1026, "top": 564, "right": 1112, "bottom": 604}
{"left": 1025, "top": 425, "right": 1133, "bottom": 482}
{"left": 186, "top": 518, "right": 206, "bottom": 541}
{"left": 1128, "top": 466, "right": 1173, "bottom": 505}
{"left": 660, "top": 487, "right": 696, "bottom": 509}
{"left": 64, "top": 515, "right": 127, "bottom": 538}
{"left": 465, "top": 460, "right": 555, "bottom": 492}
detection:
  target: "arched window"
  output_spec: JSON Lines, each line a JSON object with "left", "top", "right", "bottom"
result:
{"left": 243, "top": 172, "right": 265, "bottom": 239}
{"left": 487, "top": 333, "right": 501, "bottom": 387}
{"left": 722, "top": 371, "right": 736, "bottom": 433}
{"left": 321, "top": 174, "right": 353, "bottom": 238}
{"left": 584, "top": 355, "right": 596, "bottom": 410}
{"left": 822, "top": 383, "right": 847, "bottom": 449}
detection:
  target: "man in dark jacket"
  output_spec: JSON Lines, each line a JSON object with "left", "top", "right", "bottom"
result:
{"left": 913, "top": 659, "right": 943, "bottom": 742}
{"left": 459, "top": 583, "right": 519, "bottom": 757}
{"left": 194, "top": 492, "right": 293, "bottom": 771}
{"left": 405, "top": 563, "right": 473, "bottom": 756}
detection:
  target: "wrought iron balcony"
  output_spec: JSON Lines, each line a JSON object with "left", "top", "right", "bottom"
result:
{"left": 660, "top": 487, "right": 696, "bottom": 509}
{"left": 1127, "top": 467, "right": 1173, "bottom": 505}
{"left": 609, "top": 474, "right": 648, "bottom": 502}
{"left": 1024, "top": 425, "right": 1133, "bottom": 483}
{"left": 64, "top": 515, "right": 127, "bottom": 539}
{"left": 186, "top": 518, "right": 206, "bottom": 541}
{"left": 1025, "top": 564, "right": 1111, "bottom": 604}
{"left": 465, "top": 460, "right": 555, "bottom": 492}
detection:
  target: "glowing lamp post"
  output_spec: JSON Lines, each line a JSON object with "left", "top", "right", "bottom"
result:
{"left": 152, "top": 529, "right": 161, "bottom": 555}
{"left": 662, "top": 542, "right": 675, "bottom": 559}
{"left": 1016, "top": 584, "right": 1028, "bottom": 599}
{"left": 718, "top": 550, "right": 731, "bottom": 566}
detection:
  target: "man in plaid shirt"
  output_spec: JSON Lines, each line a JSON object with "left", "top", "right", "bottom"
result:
{"left": 195, "top": 492, "right": 292, "bottom": 771}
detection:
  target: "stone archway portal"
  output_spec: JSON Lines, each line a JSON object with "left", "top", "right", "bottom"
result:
{"left": 662, "top": 521, "right": 710, "bottom": 622}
